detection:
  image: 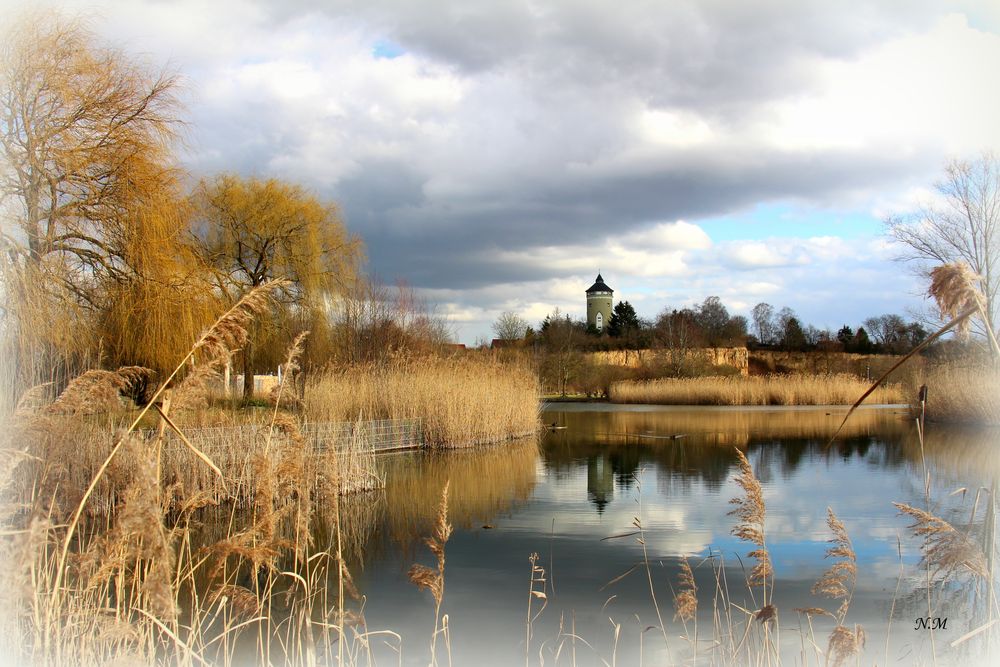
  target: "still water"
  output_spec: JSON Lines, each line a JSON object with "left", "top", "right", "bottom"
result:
{"left": 336, "top": 404, "right": 999, "bottom": 666}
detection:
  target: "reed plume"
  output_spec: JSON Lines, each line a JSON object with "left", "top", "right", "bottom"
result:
{"left": 811, "top": 508, "right": 858, "bottom": 622}
{"left": 269, "top": 330, "right": 308, "bottom": 409}
{"left": 928, "top": 262, "right": 985, "bottom": 336}
{"left": 191, "top": 279, "right": 290, "bottom": 365}
{"left": 409, "top": 480, "right": 452, "bottom": 605}
{"left": 13, "top": 382, "right": 55, "bottom": 416}
{"left": 729, "top": 448, "right": 773, "bottom": 595}
{"left": 46, "top": 366, "right": 155, "bottom": 415}
{"left": 893, "top": 502, "right": 988, "bottom": 579}
{"left": 207, "top": 584, "right": 261, "bottom": 619}
{"left": 827, "top": 623, "right": 865, "bottom": 667}
{"left": 171, "top": 361, "right": 222, "bottom": 412}
{"left": 673, "top": 557, "right": 698, "bottom": 623}
{"left": 408, "top": 480, "right": 452, "bottom": 664}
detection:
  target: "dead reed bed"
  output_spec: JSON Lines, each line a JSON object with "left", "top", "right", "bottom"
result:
{"left": 1, "top": 395, "right": 382, "bottom": 666}
{"left": 0, "top": 425, "right": 382, "bottom": 667}
{"left": 609, "top": 373, "right": 905, "bottom": 406}
{"left": 915, "top": 363, "right": 1000, "bottom": 425}
{"left": 5, "top": 409, "right": 382, "bottom": 517}
{"left": 305, "top": 355, "right": 540, "bottom": 447}
{"left": 0, "top": 282, "right": 390, "bottom": 666}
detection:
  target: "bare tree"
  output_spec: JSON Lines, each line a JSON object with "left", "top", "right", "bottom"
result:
{"left": 540, "top": 309, "right": 584, "bottom": 396}
{"left": 1, "top": 11, "right": 182, "bottom": 293}
{"left": 330, "top": 277, "right": 451, "bottom": 365}
{"left": 654, "top": 307, "right": 701, "bottom": 376}
{"left": 752, "top": 302, "right": 776, "bottom": 345}
{"left": 492, "top": 310, "right": 528, "bottom": 341}
{"left": 886, "top": 154, "right": 999, "bottom": 334}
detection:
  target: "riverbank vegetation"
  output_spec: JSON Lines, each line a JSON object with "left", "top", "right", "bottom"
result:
{"left": 608, "top": 373, "right": 905, "bottom": 406}
{"left": 914, "top": 363, "right": 1000, "bottom": 425}
{"left": 305, "top": 356, "right": 539, "bottom": 447}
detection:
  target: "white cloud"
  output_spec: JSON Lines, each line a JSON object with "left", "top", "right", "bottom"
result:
{"left": 761, "top": 13, "right": 1000, "bottom": 155}
{"left": 722, "top": 241, "right": 808, "bottom": 269}
{"left": 621, "top": 221, "right": 713, "bottom": 251}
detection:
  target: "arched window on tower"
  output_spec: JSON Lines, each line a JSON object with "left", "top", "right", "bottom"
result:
{"left": 596, "top": 311, "right": 603, "bottom": 331}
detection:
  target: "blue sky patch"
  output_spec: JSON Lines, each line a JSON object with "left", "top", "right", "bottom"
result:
{"left": 372, "top": 39, "right": 405, "bottom": 59}
{"left": 698, "top": 202, "right": 882, "bottom": 242}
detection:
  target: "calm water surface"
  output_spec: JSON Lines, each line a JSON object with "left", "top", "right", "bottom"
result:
{"left": 333, "top": 404, "right": 999, "bottom": 666}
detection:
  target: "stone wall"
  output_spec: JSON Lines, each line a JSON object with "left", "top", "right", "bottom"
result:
{"left": 589, "top": 347, "right": 749, "bottom": 376}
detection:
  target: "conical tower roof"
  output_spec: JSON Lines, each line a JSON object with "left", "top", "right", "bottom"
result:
{"left": 586, "top": 273, "right": 613, "bottom": 294}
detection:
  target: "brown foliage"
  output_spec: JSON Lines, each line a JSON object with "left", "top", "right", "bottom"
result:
{"left": 1, "top": 10, "right": 214, "bottom": 379}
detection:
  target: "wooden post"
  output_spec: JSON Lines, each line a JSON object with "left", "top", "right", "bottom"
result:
{"left": 154, "top": 390, "right": 172, "bottom": 487}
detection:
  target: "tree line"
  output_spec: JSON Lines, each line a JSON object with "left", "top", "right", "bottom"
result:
{"left": 494, "top": 298, "right": 929, "bottom": 355}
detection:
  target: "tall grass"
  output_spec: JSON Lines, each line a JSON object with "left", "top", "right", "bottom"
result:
{"left": 609, "top": 373, "right": 905, "bottom": 406}
{"left": 915, "top": 363, "right": 1000, "bottom": 425}
{"left": 305, "top": 355, "right": 540, "bottom": 447}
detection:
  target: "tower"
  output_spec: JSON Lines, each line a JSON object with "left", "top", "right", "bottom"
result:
{"left": 586, "top": 273, "right": 614, "bottom": 332}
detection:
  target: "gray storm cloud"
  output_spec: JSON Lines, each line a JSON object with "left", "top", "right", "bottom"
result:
{"left": 12, "top": 0, "right": 1000, "bottom": 340}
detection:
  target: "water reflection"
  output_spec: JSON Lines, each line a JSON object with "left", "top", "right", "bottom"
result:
{"left": 325, "top": 404, "right": 998, "bottom": 666}
{"left": 544, "top": 405, "right": 914, "bottom": 497}
{"left": 325, "top": 437, "right": 540, "bottom": 564}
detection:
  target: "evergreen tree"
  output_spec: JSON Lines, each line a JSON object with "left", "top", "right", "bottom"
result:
{"left": 836, "top": 325, "right": 854, "bottom": 347}
{"left": 853, "top": 327, "right": 873, "bottom": 353}
{"left": 781, "top": 316, "right": 808, "bottom": 350}
{"left": 608, "top": 300, "right": 640, "bottom": 337}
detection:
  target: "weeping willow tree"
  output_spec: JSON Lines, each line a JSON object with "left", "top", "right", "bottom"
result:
{"left": 190, "top": 174, "right": 363, "bottom": 399}
{"left": 0, "top": 11, "right": 215, "bottom": 399}
{"left": 96, "top": 164, "right": 219, "bottom": 375}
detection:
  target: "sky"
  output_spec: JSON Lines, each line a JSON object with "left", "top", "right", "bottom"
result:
{"left": 5, "top": 0, "right": 1000, "bottom": 344}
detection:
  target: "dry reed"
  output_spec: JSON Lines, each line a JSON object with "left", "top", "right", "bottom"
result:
{"left": 812, "top": 509, "right": 858, "bottom": 621}
{"left": 929, "top": 262, "right": 987, "bottom": 336}
{"left": 916, "top": 363, "right": 1000, "bottom": 424}
{"left": 827, "top": 623, "right": 866, "bottom": 667}
{"left": 408, "top": 480, "right": 452, "bottom": 665}
{"left": 893, "top": 502, "right": 988, "bottom": 580}
{"left": 305, "top": 355, "right": 539, "bottom": 447}
{"left": 673, "top": 557, "right": 697, "bottom": 623}
{"left": 45, "top": 366, "right": 156, "bottom": 415}
{"left": 729, "top": 448, "right": 773, "bottom": 595}
{"left": 610, "top": 374, "right": 905, "bottom": 406}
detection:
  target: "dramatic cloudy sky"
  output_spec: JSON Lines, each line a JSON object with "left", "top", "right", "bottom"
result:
{"left": 8, "top": 0, "right": 1000, "bottom": 343}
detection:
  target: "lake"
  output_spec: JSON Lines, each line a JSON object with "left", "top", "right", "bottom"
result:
{"left": 329, "top": 403, "right": 999, "bottom": 666}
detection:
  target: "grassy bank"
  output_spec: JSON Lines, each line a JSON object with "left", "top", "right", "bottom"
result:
{"left": 609, "top": 373, "right": 906, "bottom": 406}
{"left": 305, "top": 355, "right": 540, "bottom": 447}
